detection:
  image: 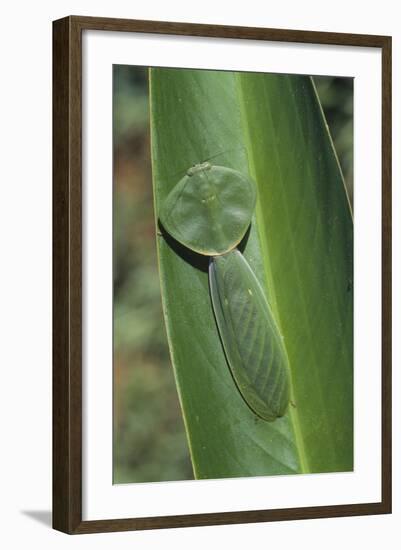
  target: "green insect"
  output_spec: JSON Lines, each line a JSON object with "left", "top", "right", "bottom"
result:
{"left": 160, "top": 162, "right": 290, "bottom": 421}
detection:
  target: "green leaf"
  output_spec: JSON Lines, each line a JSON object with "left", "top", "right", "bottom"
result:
{"left": 149, "top": 67, "right": 353, "bottom": 479}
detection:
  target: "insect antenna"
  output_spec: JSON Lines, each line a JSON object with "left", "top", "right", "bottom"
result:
{"left": 163, "top": 156, "right": 201, "bottom": 182}
{"left": 202, "top": 145, "right": 247, "bottom": 164}
{"left": 163, "top": 145, "right": 247, "bottom": 182}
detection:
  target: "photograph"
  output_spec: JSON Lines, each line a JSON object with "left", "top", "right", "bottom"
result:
{"left": 113, "top": 65, "right": 354, "bottom": 484}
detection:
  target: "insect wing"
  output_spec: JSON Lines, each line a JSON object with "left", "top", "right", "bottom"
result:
{"left": 209, "top": 250, "right": 290, "bottom": 421}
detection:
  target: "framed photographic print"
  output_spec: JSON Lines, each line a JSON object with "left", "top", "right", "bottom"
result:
{"left": 52, "top": 16, "right": 392, "bottom": 534}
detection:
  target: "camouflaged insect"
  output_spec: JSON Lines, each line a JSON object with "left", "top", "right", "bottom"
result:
{"left": 160, "top": 162, "right": 290, "bottom": 421}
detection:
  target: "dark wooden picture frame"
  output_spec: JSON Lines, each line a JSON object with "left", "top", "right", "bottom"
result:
{"left": 53, "top": 15, "right": 392, "bottom": 534}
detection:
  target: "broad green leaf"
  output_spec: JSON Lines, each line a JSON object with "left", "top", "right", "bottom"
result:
{"left": 149, "top": 67, "right": 353, "bottom": 478}
{"left": 238, "top": 74, "right": 353, "bottom": 472}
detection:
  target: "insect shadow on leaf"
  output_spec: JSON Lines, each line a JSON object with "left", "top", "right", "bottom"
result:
{"left": 158, "top": 220, "right": 252, "bottom": 273}
{"left": 158, "top": 220, "right": 209, "bottom": 273}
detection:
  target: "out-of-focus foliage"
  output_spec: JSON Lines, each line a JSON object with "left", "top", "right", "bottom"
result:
{"left": 314, "top": 76, "right": 353, "bottom": 203}
{"left": 113, "top": 66, "right": 193, "bottom": 483}
{"left": 113, "top": 66, "right": 353, "bottom": 484}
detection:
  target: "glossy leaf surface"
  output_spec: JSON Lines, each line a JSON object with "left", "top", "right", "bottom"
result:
{"left": 150, "top": 67, "right": 353, "bottom": 478}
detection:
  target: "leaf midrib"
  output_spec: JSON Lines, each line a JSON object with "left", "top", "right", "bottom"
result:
{"left": 236, "top": 73, "right": 312, "bottom": 474}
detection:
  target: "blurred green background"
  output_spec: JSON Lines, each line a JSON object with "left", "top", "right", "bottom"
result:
{"left": 113, "top": 65, "right": 353, "bottom": 484}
